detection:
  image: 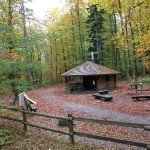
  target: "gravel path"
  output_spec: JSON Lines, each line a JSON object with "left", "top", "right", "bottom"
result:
{"left": 65, "top": 102, "right": 150, "bottom": 125}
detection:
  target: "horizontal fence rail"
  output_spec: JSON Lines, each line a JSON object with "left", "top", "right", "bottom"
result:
{"left": 0, "top": 105, "right": 150, "bottom": 149}
{"left": 73, "top": 116, "right": 148, "bottom": 129}
{"left": 73, "top": 131, "right": 148, "bottom": 148}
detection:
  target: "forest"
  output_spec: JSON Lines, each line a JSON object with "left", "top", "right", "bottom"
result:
{"left": 0, "top": 0, "right": 150, "bottom": 98}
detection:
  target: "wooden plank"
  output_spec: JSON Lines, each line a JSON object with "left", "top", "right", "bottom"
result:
{"left": 73, "top": 116, "right": 148, "bottom": 128}
{"left": 30, "top": 104, "right": 38, "bottom": 112}
{"left": 24, "top": 93, "right": 37, "bottom": 104}
{"left": 0, "top": 106, "right": 19, "bottom": 111}
{"left": 25, "top": 122, "right": 71, "bottom": 136}
{"left": 93, "top": 93, "right": 113, "bottom": 101}
{"left": 132, "top": 96, "right": 150, "bottom": 98}
{"left": 0, "top": 105, "right": 70, "bottom": 120}
{"left": 93, "top": 93, "right": 112, "bottom": 98}
{"left": 98, "top": 90, "right": 109, "bottom": 94}
{"left": 68, "top": 114, "right": 74, "bottom": 144}
{"left": 0, "top": 116, "right": 22, "bottom": 123}
{"left": 25, "top": 102, "right": 38, "bottom": 112}
{"left": 73, "top": 131, "right": 148, "bottom": 148}
{"left": 22, "top": 112, "right": 27, "bottom": 132}
{"left": 132, "top": 95, "right": 150, "bottom": 100}
{"left": 93, "top": 93, "right": 100, "bottom": 99}
{"left": 19, "top": 109, "right": 72, "bottom": 120}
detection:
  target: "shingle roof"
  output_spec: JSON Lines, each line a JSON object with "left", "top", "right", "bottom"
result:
{"left": 61, "top": 61, "right": 120, "bottom": 76}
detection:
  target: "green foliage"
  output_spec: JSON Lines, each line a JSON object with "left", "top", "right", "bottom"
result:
{"left": 0, "top": 48, "right": 43, "bottom": 92}
{"left": 139, "top": 76, "right": 150, "bottom": 84}
{"left": 86, "top": 5, "right": 105, "bottom": 62}
{"left": 0, "top": 0, "right": 149, "bottom": 92}
{"left": 0, "top": 128, "right": 12, "bottom": 147}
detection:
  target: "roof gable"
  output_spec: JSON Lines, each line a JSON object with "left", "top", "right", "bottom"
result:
{"left": 61, "top": 61, "right": 120, "bottom": 76}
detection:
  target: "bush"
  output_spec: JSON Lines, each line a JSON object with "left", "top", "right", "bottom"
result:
{"left": 139, "top": 76, "right": 150, "bottom": 84}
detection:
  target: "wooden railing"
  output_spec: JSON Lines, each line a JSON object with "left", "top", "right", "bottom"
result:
{"left": 0, "top": 105, "right": 150, "bottom": 149}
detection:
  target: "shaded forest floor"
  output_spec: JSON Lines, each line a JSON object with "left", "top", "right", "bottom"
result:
{"left": 0, "top": 81, "right": 150, "bottom": 149}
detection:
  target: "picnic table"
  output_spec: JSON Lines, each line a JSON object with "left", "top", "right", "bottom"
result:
{"left": 132, "top": 95, "right": 150, "bottom": 100}
{"left": 130, "top": 82, "right": 143, "bottom": 93}
{"left": 93, "top": 93, "right": 113, "bottom": 101}
{"left": 69, "top": 82, "right": 84, "bottom": 92}
{"left": 98, "top": 90, "right": 109, "bottom": 95}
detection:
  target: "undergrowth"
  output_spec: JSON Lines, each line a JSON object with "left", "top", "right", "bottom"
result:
{"left": 139, "top": 76, "right": 150, "bottom": 84}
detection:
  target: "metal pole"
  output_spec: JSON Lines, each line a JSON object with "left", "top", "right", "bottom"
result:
{"left": 140, "top": 83, "right": 143, "bottom": 93}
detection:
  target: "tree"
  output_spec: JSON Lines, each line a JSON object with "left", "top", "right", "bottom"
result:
{"left": 86, "top": 5, "right": 105, "bottom": 63}
{"left": 0, "top": 0, "right": 43, "bottom": 99}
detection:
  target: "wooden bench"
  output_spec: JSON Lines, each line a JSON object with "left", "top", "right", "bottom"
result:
{"left": 24, "top": 93, "right": 37, "bottom": 112}
{"left": 25, "top": 100, "right": 38, "bottom": 112}
{"left": 24, "top": 93, "right": 37, "bottom": 104}
{"left": 19, "top": 92, "right": 38, "bottom": 112}
{"left": 93, "top": 93, "right": 113, "bottom": 101}
{"left": 98, "top": 90, "right": 109, "bottom": 95}
{"left": 132, "top": 95, "right": 150, "bottom": 100}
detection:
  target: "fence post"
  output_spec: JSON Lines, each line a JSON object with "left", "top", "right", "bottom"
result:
{"left": 22, "top": 111, "right": 27, "bottom": 132}
{"left": 68, "top": 114, "right": 74, "bottom": 144}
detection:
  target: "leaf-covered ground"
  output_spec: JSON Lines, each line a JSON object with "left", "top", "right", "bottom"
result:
{"left": 26, "top": 81, "right": 150, "bottom": 117}
{"left": 0, "top": 121, "right": 101, "bottom": 150}
{"left": 1, "top": 81, "right": 150, "bottom": 149}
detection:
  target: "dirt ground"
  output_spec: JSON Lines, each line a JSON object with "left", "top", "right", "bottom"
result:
{"left": 2, "top": 81, "right": 150, "bottom": 149}
{"left": 26, "top": 81, "right": 150, "bottom": 117}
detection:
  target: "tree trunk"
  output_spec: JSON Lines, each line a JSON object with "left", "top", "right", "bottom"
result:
{"left": 65, "top": 36, "right": 71, "bottom": 69}
{"left": 70, "top": 5, "right": 77, "bottom": 64}
{"left": 7, "top": 0, "right": 19, "bottom": 102}
{"left": 125, "top": 15, "right": 131, "bottom": 77}
{"left": 128, "top": 14, "right": 138, "bottom": 78}
{"left": 76, "top": 0, "right": 84, "bottom": 60}
{"left": 54, "top": 35, "right": 58, "bottom": 83}
{"left": 60, "top": 32, "right": 67, "bottom": 72}
{"left": 49, "top": 36, "right": 54, "bottom": 84}
{"left": 118, "top": 0, "right": 129, "bottom": 80}
{"left": 113, "top": 13, "right": 123, "bottom": 78}
{"left": 21, "top": 0, "right": 32, "bottom": 90}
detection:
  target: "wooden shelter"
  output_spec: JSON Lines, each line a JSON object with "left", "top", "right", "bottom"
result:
{"left": 61, "top": 61, "right": 120, "bottom": 92}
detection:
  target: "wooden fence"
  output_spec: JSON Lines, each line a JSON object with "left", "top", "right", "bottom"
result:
{"left": 0, "top": 105, "right": 150, "bottom": 149}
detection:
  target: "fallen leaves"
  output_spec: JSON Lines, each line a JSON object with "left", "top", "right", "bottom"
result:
{"left": 1, "top": 81, "right": 150, "bottom": 149}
